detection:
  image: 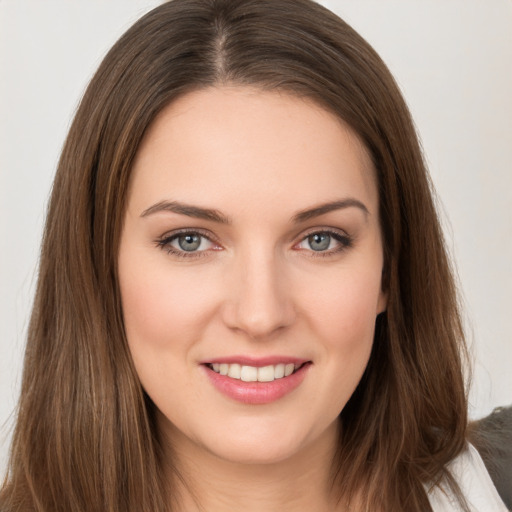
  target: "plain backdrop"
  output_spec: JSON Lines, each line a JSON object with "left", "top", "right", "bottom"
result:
{"left": 1, "top": 0, "right": 511, "bottom": 471}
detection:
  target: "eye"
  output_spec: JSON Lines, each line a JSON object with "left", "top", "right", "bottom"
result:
{"left": 173, "top": 233, "right": 207, "bottom": 252}
{"left": 304, "top": 232, "right": 332, "bottom": 251}
{"left": 156, "top": 230, "right": 219, "bottom": 257}
{"left": 295, "top": 230, "right": 352, "bottom": 254}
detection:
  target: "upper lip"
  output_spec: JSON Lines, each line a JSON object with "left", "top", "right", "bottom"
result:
{"left": 201, "top": 355, "right": 311, "bottom": 367}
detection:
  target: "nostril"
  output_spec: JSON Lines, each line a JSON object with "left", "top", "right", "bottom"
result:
{"left": 220, "top": 267, "right": 296, "bottom": 338}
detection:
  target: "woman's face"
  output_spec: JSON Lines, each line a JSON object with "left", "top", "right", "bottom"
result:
{"left": 118, "top": 87, "right": 387, "bottom": 465}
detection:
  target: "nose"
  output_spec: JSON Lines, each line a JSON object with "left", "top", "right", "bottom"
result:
{"left": 222, "top": 248, "right": 296, "bottom": 340}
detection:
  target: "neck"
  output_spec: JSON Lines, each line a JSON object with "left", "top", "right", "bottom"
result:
{"left": 162, "top": 420, "right": 349, "bottom": 512}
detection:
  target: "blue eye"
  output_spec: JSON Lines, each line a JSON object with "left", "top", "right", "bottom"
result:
{"left": 176, "top": 233, "right": 202, "bottom": 251}
{"left": 156, "top": 231, "right": 217, "bottom": 256}
{"left": 307, "top": 233, "right": 331, "bottom": 251}
{"left": 296, "top": 230, "right": 352, "bottom": 254}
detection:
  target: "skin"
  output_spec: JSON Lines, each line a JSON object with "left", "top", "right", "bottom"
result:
{"left": 118, "top": 86, "right": 387, "bottom": 511}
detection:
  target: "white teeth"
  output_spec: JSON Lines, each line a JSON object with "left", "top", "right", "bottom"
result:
{"left": 274, "top": 363, "right": 285, "bottom": 379}
{"left": 257, "top": 365, "right": 275, "bottom": 382}
{"left": 240, "top": 365, "right": 258, "bottom": 382}
{"left": 209, "top": 362, "right": 303, "bottom": 382}
{"left": 227, "top": 363, "right": 241, "bottom": 379}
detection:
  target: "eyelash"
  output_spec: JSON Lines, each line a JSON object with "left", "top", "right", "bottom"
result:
{"left": 155, "top": 228, "right": 219, "bottom": 259}
{"left": 155, "top": 228, "right": 353, "bottom": 259}
{"left": 295, "top": 229, "right": 353, "bottom": 257}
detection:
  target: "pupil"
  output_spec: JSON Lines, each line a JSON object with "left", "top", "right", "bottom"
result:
{"left": 309, "top": 233, "right": 330, "bottom": 251}
{"left": 178, "top": 234, "right": 201, "bottom": 251}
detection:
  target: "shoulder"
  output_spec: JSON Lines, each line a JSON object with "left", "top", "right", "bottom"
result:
{"left": 427, "top": 443, "right": 509, "bottom": 511}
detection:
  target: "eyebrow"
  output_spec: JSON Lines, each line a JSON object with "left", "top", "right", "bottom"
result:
{"left": 140, "top": 198, "right": 369, "bottom": 224}
{"left": 291, "top": 199, "right": 369, "bottom": 223}
{"left": 140, "top": 200, "right": 231, "bottom": 224}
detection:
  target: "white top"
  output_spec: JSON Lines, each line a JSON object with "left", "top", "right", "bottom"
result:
{"left": 428, "top": 443, "right": 508, "bottom": 511}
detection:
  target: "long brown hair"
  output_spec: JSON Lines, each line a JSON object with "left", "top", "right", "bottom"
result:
{"left": 1, "top": 1, "right": 469, "bottom": 510}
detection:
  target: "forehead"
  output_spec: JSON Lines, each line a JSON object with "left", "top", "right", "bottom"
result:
{"left": 128, "top": 86, "right": 378, "bottom": 217}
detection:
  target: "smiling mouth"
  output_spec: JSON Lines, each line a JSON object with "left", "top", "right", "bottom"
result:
{"left": 206, "top": 362, "right": 307, "bottom": 382}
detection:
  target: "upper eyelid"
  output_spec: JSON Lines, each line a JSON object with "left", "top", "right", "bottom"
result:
{"left": 157, "top": 227, "right": 219, "bottom": 243}
{"left": 298, "top": 226, "right": 349, "bottom": 237}
{"left": 292, "top": 226, "right": 351, "bottom": 244}
{"left": 155, "top": 226, "right": 352, "bottom": 249}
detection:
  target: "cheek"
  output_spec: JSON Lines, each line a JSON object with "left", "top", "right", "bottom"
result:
{"left": 299, "top": 265, "right": 382, "bottom": 402}
{"left": 117, "top": 252, "right": 224, "bottom": 420}
{"left": 118, "top": 248, "right": 220, "bottom": 364}
{"left": 304, "top": 265, "right": 383, "bottom": 341}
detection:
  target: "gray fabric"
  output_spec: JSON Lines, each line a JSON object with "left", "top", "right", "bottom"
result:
{"left": 470, "top": 405, "right": 512, "bottom": 511}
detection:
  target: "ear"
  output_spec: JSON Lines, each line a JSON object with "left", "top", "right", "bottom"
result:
{"left": 376, "top": 287, "right": 388, "bottom": 315}
{"left": 376, "top": 265, "right": 388, "bottom": 314}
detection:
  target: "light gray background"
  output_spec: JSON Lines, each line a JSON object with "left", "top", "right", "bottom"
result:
{"left": 1, "top": 0, "right": 511, "bottom": 471}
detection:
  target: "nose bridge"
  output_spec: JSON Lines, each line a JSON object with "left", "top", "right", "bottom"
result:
{"left": 224, "top": 243, "right": 295, "bottom": 338}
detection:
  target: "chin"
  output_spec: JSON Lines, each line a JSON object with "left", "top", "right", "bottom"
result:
{"left": 198, "top": 415, "right": 337, "bottom": 467}
{"left": 206, "top": 434, "right": 308, "bottom": 466}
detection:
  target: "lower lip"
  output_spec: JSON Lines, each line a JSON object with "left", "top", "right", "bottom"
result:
{"left": 203, "top": 363, "right": 311, "bottom": 405}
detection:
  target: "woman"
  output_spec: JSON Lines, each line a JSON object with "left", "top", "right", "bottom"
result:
{"left": 1, "top": 0, "right": 507, "bottom": 510}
